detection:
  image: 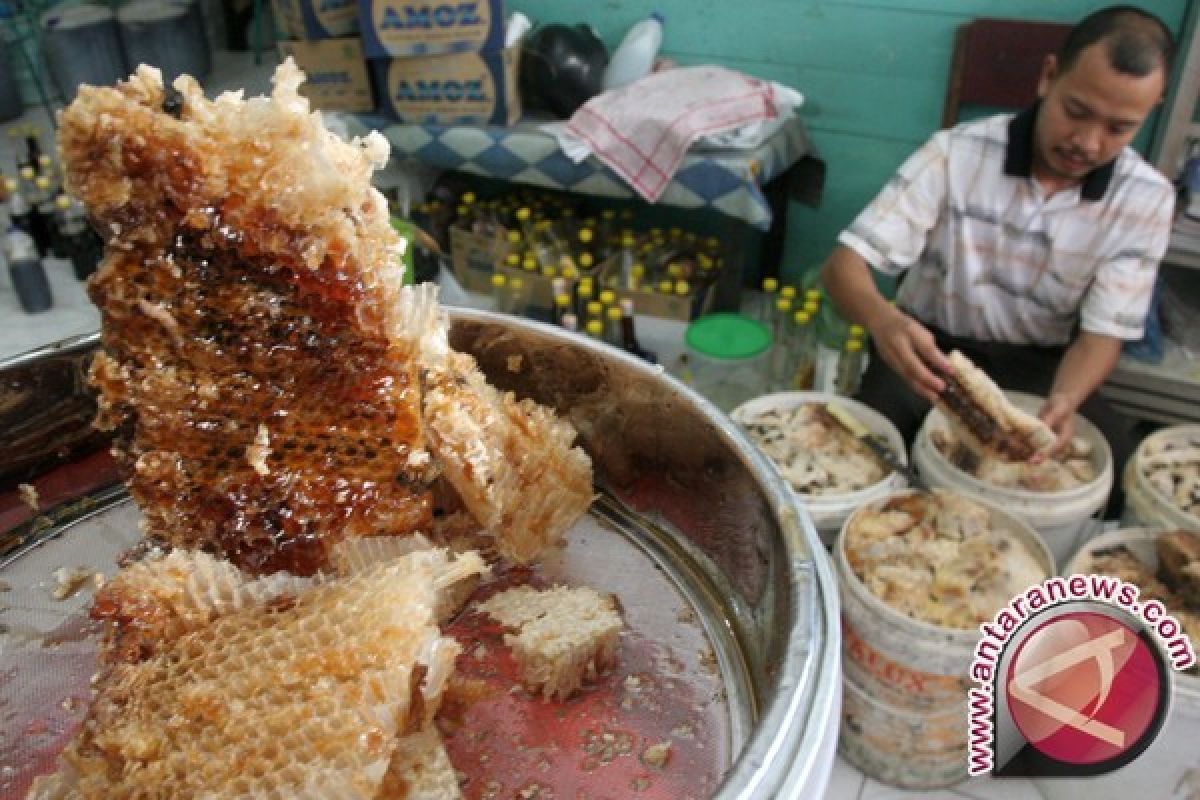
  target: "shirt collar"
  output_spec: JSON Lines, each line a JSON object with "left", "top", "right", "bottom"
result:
{"left": 1003, "top": 102, "right": 1115, "bottom": 202}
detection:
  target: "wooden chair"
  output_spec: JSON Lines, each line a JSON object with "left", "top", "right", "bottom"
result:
{"left": 942, "top": 18, "right": 1073, "bottom": 128}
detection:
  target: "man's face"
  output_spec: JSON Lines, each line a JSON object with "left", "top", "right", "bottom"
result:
{"left": 1033, "top": 41, "right": 1164, "bottom": 185}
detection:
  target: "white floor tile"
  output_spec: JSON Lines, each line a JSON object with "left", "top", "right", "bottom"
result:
{"left": 858, "top": 776, "right": 969, "bottom": 800}
{"left": 824, "top": 753, "right": 865, "bottom": 799}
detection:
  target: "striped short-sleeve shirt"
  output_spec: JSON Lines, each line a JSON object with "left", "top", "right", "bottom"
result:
{"left": 838, "top": 107, "right": 1174, "bottom": 346}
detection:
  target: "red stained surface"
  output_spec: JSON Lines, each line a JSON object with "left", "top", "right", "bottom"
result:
{"left": 442, "top": 570, "right": 726, "bottom": 800}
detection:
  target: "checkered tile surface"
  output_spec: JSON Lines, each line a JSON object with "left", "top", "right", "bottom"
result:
{"left": 347, "top": 115, "right": 814, "bottom": 230}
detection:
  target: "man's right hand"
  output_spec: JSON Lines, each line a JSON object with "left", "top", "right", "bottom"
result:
{"left": 867, "top": 307, "right": 952, "bottom": 402}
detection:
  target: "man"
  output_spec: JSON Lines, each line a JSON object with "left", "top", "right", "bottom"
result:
{"left": 821, "top": 6, "right": 1175, "bottom": 510}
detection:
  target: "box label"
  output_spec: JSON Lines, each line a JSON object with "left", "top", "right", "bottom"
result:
{"left": 372, "top": 47, "right": 519, "bottom": 125}
{"left": 360, "top": 0, "right": 504, "bottom": 58}
{"left": 278, "top": 38, "right": 375, "bottom": 113}
{"left": 274, "top": 0, "right": 359, "bottom": 38}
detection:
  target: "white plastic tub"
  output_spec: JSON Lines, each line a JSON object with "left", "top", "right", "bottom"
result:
{"left": 1035, "top": 527, "right": 1200, "bottom": 800}
{"left": 1123, "top": 425, "right": 1200, "bottom": 531}
{"left": 913, "top": 390, "right": 1113, "bottom": 566}
{"left": 731, "top": 391, "right": 910, "bottom": 548}
{"left": 835, "top": 489, "right": 1055, "bottom": 789}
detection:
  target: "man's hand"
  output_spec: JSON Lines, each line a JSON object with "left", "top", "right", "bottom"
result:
{"left": 1036, "top": 392, "right": 1077, "bottom": 459}
{"left": 868, "top": 306, "right": 952, "bottom": 402}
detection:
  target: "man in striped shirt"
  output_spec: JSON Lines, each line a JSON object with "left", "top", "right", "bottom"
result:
{"left": 822, "top": 6, "right": 1175, "bottom": 511}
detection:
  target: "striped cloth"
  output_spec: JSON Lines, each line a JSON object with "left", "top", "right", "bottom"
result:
{"left": 839, "top": 109, "right": 1174, "bottom": 346}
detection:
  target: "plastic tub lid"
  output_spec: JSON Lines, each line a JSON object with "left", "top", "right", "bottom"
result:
{"left": 686, "top": 313, "right": 770, "bottom": 360}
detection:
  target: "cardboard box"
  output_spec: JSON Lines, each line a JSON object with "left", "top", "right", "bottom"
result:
{"left": 371, "top": 46, "right": 520, "bottom": 125}
{"left": 449, "top": 225, "right": 503, "bottom": 293}
{"left": 278, "top": 38, "right": 376, "bottom": 113}
{"left": 615, "top": 284, "right": 714, "bottom": 322}
{"left": 272, "top": 0, "right": 359, "bottom": 40}
{"left": 358, "top": 0, "right": 505, "bottom": 58}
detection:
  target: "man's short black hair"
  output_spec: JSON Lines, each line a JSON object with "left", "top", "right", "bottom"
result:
{"left": 1058, "top": 5, "right": 1175, "bottom": 78}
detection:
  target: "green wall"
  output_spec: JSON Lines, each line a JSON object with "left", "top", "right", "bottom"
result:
{"left": 511, "top": 0, "right": 1195, "bottom": 283}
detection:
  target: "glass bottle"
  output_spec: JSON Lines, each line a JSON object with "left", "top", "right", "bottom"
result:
{"left": 561, "top": 312, "right": 579, "bottom": 332}
{"left": 789, "top": 310, "right": 816, "bottom": 390}
{"left": 7, "top": 176, "right": 40, "bottom": 254}
{"left": 619, "top": 297, "right": 644, "bottom": 358}
{"left": 754, "top": 277, "right": 779, "bottom": 324}
{"left": 769, "top": 296, "right": 794, "bottom": 390}
{"left": 490, "top": 272, "right": 509, "bottom": 313}
{"left": 835, "top": 338, "right": 866, "bottom": 396}
{"left": 554, "top": 292, "right": 573, "bottom": 325}
{"left": 6, "top": 228, "right": 53, "bottom": 312}
{"left": 604, "top": 305, "right": 624, "bottom": 347}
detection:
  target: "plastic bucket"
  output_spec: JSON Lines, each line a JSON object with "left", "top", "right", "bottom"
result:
{"left": 118, "top": 0, "right": 212, "bottom": 84}
{"left": 1122, "top": 425, "right": 1200, "bottom": 531}
{"left": 913, "top": 390, "right": 1113, "bottom": 566}
{"left": 1034, "top": 528, "right": 1200, "bottom": 800}
{"left": 731, "top": 391, "right": 909, "bottom": 548}
{"left": 684, "top": 313, "right": 770, "bottom": 412}
{"left": 835, "top": 489, "right": 1055, "bottom": 789}
{"left": 41, "top": 5, "right": 129, "bottom": 102}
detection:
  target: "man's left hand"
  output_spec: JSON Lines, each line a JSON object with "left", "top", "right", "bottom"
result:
{"left": 1036, "top": 393, "right": 1076, "bottom": 459}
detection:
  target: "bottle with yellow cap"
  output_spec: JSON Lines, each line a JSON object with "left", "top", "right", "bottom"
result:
{"left": 598, "top": 289, "right": 617, "bottom": 307}
{"left": 554, "top": 292, "right": 573, "bottom": 326}
{"left": 575, "top": 279, "right": 595, "bottom": 319}
{"left": 752, "top": 276, "right": 779, "bottom": 325}
{"left": 789, "top": 310, "right": 817, "bottom": 390}
{"left": 629, "top": 263, "right": 645, "bottom": 291}
{"left": 585, "top": 300, "right": 604, "bottom": 321}
{"left": 507, "top": 276, "right": 527, "bottom": 318}
{"left": 585, "top": 318, "right": 605, "bottom": 340}
{"left": 490, "top": 272, "right": 509, "bottom": 313}
{"left": 617, "top": 231, "right": 637, "bottom": 288}
{"left": 603, "top": 304, "right": 624, "bottom": 347}
{"left": 835, "top": 336, "right": 866, "bottom": 396}
{"left": 768, "top": 295, "right": 794, "bottom": 389}
{"left": 576, "top": 252, "right": 594, "bottom": 278}
{"left": 34, "top": 177, "right": 61, "bottom": 256}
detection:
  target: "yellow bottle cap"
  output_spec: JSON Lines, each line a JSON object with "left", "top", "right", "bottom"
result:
{"left": 516, "top": 207, "right": 531, "bottom": 221}
{"left": 762, "top": 277, "right": 779, "bottom": 292}
{"left": 37, "top": 154, "right": 51, "bottom": 167}
{"left": 849, "top": 325, "right": 866, "bottom": 338}
{"left": 555, "top": 293, "right": 571, "bottom": 307}
{"left": 505, "top": 253, "right": 520, "bottom": 267}
{"left": 522, "top": 256, "right": 538, "bottom": 271}
{"left": 846, "top": 339, "right": 864, "bottom": 352}
{"left": 578, "top": 229, "right": 593, "bottom": 244}
{"left": 578, "top": 283, "right": 594, "bottom": 298}
{"left": 35, "top": 176, "right": 50, "bottom": 189}
{"left": 599, "top": 289, "right": 616, "bottom": 305}
{"left": 803, "top": 301, "right": 819, "bottom": 314}
{"left": 586, "top": 301, "right": 604, "bottom": 317}
{"left": 621, "top": 232, "right": 635, "bottom": 246}
{"left": 19, "top": 166, "right": 34, "bottom": 180}
{"left": 780, "top": 285, "right": 797, "bottom": 299}
{"left": 456, "top": 205, "right": 468, "bottom": 216}
{"left": 674, "top": 280, "right": 689, "bottom": 295}
{"left": 578, "top": 253, "right": 594, "bottom": 269}
{"left": 793, "top": 310, "right": 811, "bottom": 325}
{"left": 542, "top": 265, "right": 558, "bottom": 278}
{"left": 667, "top": 263, "right": 683, "bottom": 278}
{"left": 562, "top": 265, "right": 579, "bottom": 279}
{"left": 805, "top": 288, "right": 821, "bottom": 300}
{"left": 586, "top": 319, "right": 604, "bottom": 336}
{"left": 658, "top": 279, "right": 674, "bottom": 293}
{"left": 509, "top": 277, "right": 524, "bottom": 290}
{"left": 462, "top": 192, "right": 476, "bottom": 204}
{"left": 506, "top": 230, "right": 521, "bottom": 243}
{"left": 55, "top": 194, "right": 70, "bottom": 210}
{"left": 491, "top": 273, "right": 507, "bottom": 288}
{"left": 4, "top": 178, "right": 16, "bottom": 192}
{"left": 607, "top": 306, "right": 623, "bottom": 320}
{"left": 631, "top": 264, "right": 645, "bottom": 278}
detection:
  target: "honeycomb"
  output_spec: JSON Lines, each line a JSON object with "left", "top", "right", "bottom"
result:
{"left": 422, "top": 352, "right": 594, "bottom": 564}
{"left": 30, "top": 549, "right": 484, "bottom": 799}
{"left": 58, "top": 62, "right": 433, "bottom": 575}
{"left": 478, "top": 585, "right": 622, "bottom": 701}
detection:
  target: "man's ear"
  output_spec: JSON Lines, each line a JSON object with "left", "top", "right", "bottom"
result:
{"left": 1036, "top": 54, "right": 1058, "bottom": 99}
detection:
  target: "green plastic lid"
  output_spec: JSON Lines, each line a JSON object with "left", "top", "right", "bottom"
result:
{"left": 686, "top": 313, "right": 771, "bottom": 360}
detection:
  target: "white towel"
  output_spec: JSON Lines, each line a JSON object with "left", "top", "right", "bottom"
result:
{"left": 556, "top": 66, "right": 799, "bottom": 202}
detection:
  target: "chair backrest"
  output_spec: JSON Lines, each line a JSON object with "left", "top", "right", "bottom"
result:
{"left": 942, "top": 17, "right": 1073, "bottom": 128}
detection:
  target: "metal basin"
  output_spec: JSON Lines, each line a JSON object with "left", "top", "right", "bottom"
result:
{"left": 0, "top": 307, "right": 841, "bottom": 798}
